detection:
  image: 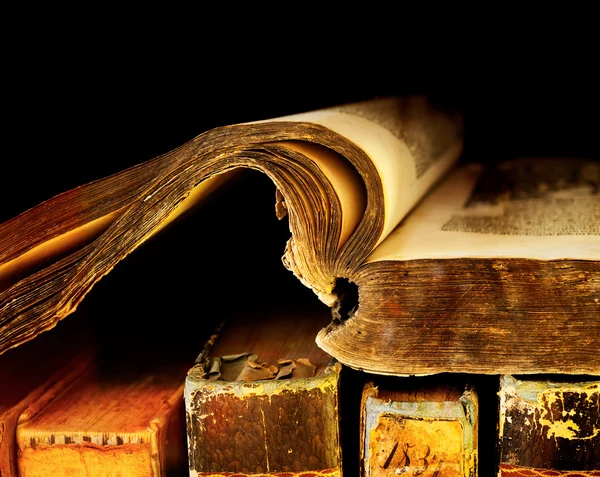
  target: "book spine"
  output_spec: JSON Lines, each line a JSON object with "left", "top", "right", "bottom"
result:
{"left": 497, "top": 375, "right": 600, "bottom": 476}
{"left": 185, "top": 362, "right": 342, "bottom": 477}
{"left": 15, "top": 374, "right": 187, "bottom": 477}
{"left": 0, "top": 352, "right": 94, "bottom": 477}
{"left": 360, "top": 380, "right": 478, "bottom": 477}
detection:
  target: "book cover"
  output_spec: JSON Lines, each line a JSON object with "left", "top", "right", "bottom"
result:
{"left": 184, "top": 304, "right": 342, "bottom": 477}
{"left": 0, "top": 318, "right": 96, "bottom": 477}
{"left": 360, "top": 376, "right": 478, "bottom": 477}
{"left": 498, "top": 374, "right": 600, "bottom": 476}
{"left": 15, "top": 354, "right": 190, "bottom": 477}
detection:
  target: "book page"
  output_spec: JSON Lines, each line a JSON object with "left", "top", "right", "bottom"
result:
{"left": 260, "top": 97, "right": 463, "bottom": 248}
{"left": 368, "top": 158, "right": 600, "bottom": 262}
{"left": 0, "top": 96, "right": 465, "bottom": 357}
{"left": 0, "top": 171, "right": 234, "bottom": 293}
{"left": 274, "top": 141, "right": 366, "bottom": 249}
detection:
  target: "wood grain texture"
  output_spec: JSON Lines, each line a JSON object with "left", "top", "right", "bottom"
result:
{"left": 318, "top": 258, "right": 599, "bottom": 375}
{"left": 498, "top": 374, "right": 600, "bottom": 474}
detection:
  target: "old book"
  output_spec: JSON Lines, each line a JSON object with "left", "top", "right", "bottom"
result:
{"left": 497, "top": 374, "right": 600, "bottom": 476}
{"left": 14, "top": 348, "right": 190, "bottom": 477}
{"left": 360, "top": 376, "right": 478, "bottom": 477}
{"left": 184, "top": 301, "right": 342, "bottom": 477}
{"left": 0, "top": 96, "right": 598, "bottom": 376}
{"left": 0, "top": 318, "right": 96, "bottom": 477}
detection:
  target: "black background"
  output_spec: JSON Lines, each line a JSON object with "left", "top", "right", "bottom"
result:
{"left": 3, "top": 27, "right": 600, "bottom": 223}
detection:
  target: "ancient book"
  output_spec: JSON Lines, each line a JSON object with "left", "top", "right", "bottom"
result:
{"left": 184, "top": 302, "right": 342, "bottom": 477}
{"left": 14, "top": 350, "right": 190, "bottom": 477}
{"left": 497, "top": 374, "right": 600, "bottom": 476}
{"left": 0, "top": 319, "right": 96, "bottom": 477}
{"left": 0, "top": 95, "right": 598, "bottom": 376}
{"left": 360, "top": 376, "right": 478, "bottom": 477}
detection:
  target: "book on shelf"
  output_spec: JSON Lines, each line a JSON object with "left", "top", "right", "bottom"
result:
{"left": 0, "top": 318, "right": 96, "bottom": 477}
{"left": 360, "top": 375, "right": 479, "bottom": 477}
{"left": 0, "top": 95, "right": 598, "bottom": 376}
{"left": 184, "top": 300, "right": 342, "bottom": 477}
{"left": 497, "top": 374, "right": 600, "bottom": 476}
{"left": 13, "top": 345, "right": 191, "bottom": 477}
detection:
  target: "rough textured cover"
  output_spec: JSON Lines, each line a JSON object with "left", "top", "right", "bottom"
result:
{"left": 360, "top": 380, "right": 478, "bottom": 477}
{"left": 498, "top": 375, "right": 600, "bottom": 476}
{"left": 185, "top": 360, "right": 342, "bottom": 477}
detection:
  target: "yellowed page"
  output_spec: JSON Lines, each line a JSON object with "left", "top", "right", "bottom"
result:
{"left": 368, "top": 161, "right": 600, "bottom": 262}
{"left": 277, "top": 141, "right": 366, "bottom": 248}
{"left": 0, "top": 210, "right": 122, "bottom": 291}
{"left": 0, "top": 172, "right": 234, "bottom": 292}
{"left": 259, "top": 97, "right": 463, "bottom": 248}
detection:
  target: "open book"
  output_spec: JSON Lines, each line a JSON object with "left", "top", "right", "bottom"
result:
{"left": 0, "top": 96, "right": 598, "bottom": 376}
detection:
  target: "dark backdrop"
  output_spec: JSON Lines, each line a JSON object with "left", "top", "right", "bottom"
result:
{"left": 3, "top": 41, "right": 599, "bottom": 223}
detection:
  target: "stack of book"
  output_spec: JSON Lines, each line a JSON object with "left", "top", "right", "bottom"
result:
{"left": 1, "top": 96, "right": 598, "bottom": 476}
